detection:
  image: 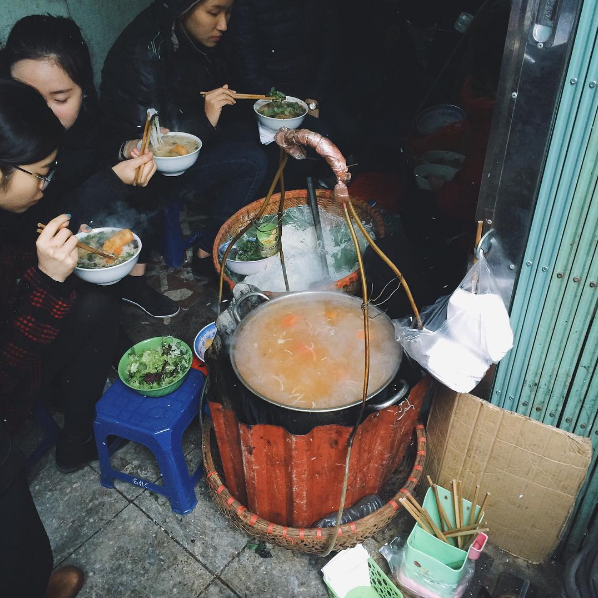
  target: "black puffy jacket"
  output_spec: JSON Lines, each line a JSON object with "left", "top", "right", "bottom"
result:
{"left": 100, "top": 0, "right": 231, "bottom": 148}
{"left": 228, "top": 0, "right": 339, "bottom": 103}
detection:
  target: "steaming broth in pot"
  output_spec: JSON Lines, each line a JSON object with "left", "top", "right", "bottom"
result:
{"left": 233, "top": 294, "right": 401, "bottom": 410}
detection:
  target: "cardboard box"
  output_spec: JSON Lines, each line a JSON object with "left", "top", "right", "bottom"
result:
{"left": 425, "top": 383, "right": 592, "bottom": 563}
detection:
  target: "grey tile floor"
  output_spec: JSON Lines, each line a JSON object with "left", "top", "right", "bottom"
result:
{"left": 16, "top": 225, "right": 566, "bottom": 597}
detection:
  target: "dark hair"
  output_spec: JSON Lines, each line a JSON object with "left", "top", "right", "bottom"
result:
{"left": 0, "top": 78, "right": 63, "bottom": 186}
{"left": 1, "top": 15, "right": 94, "bottom": 95}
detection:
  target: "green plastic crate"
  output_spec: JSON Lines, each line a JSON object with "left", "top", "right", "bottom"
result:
{"left": 325, "top": 558, "right": 403, "bottom": 598}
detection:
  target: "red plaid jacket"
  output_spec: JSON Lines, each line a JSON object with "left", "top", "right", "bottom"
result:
{"left": 0, "top": 243, "right": 77, "bottom": 432}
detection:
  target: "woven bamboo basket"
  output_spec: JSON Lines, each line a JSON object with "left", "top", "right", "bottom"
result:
{"left": 212, "top": 189, "right": 385, "bottom": 295}
{"left": 202, "top": 420, "right": 427, "bottom": 554}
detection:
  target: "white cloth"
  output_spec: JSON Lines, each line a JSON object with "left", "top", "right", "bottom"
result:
{"left": 322, "top": 544, "right": 371, "bottom": 598}
{"left": 258, "top": 122, "right": 277, "bottom": 145}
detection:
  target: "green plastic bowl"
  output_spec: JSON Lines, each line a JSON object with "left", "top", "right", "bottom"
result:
{"left": 118, "top": 337, "right": 192, "bottom": 397}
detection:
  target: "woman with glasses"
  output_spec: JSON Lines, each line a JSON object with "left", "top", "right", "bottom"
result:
{"left": 1, "top": 14, "right": 179, "bottom": 318}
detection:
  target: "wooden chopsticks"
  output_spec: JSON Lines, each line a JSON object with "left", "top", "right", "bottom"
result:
{"left": 200, "top": 91, "right": 275, "bottom": 100}
{"left": 37, "top": 223, "right": 115, "bottom": 260}
{"left": 133, "top": 110, "right": 152, "bottom": 187}
{"left": 399, "top": 476, "right": 490, "bottom": 549}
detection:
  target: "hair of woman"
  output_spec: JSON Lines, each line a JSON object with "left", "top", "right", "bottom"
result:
{"left": 0, "top": 78, "right": 64, "bottom": 185}
{"left": 1, "top": 14, "right": 94, "bottom": 95}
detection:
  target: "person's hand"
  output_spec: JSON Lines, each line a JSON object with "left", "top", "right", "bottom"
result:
{"left": 305, "top": 98, "right": 320, "bottom": 118}
{"left": 203, "top": 84, "right": 236, "bottom": 127}
{"left": 36, "top": 214, "right": 79, "bottom": 283}
{"left": 122, "top": 127, "right": 170, "bottom": 160}
{"left": 112, "top": 152, "right": 157, "bottom": 187}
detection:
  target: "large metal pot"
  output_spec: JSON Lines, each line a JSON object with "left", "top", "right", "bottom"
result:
{"left": 228, "top": 291, "right": 408, "bottom": 434}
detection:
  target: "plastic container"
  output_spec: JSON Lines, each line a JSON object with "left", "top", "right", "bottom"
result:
{"left": 398, "top": 485, "right": 482, "bottom": 598}
{"left": 256, "top": 222, "right": 279, "bottom": 257}
{"left": 118, "top": 337, "right": 192, "bottom": 398}
{"left": 325, "top": 558, "right": 403, "bottom": 598}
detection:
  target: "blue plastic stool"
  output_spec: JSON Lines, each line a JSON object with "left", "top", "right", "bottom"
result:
{"left": 161, "top": 199, "right": 202, "bottom": 268}
{"left": 93, "top": 369, "right": 205, "bottom": 514}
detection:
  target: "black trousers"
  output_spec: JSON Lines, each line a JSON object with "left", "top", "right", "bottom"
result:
{"left": 41, "top": 283, "right": 121, "bottom": 442}
{"left": 0, "top": 473, "right": 53, "bottom": 597}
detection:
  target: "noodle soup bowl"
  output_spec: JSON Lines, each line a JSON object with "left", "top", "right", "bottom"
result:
{"left": 74, "top": 227, "right": 142, "bottom": 285}
{"left": 253, "top": 96, "right": 308, "bottom": 131}
{"left": 141, "top": 132, "right": 202, "bottom": 176}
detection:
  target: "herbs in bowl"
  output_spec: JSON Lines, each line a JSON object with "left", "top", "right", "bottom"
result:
{"left": 254, "top": 88, "right": 307, "bottom": 131}
{"left": 118, "top": 337, "right": 192, "bottom": 397}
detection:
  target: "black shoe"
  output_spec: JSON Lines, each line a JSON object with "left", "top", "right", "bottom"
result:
{"left": 119, "top": 276, "right": 180, "bottom": 318}
{"left": 191, "top": 251, "right": 216, "bottom": 280}
{"left": 56, "top": 431, "right": 126, "bottom": 474}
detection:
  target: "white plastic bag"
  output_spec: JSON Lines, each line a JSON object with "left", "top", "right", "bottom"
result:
{"left": 394, "top": 255, "right": 513, "bottom": 392}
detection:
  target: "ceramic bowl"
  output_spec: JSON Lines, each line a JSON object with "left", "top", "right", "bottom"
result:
{"left": 194, "top": 322, "right": 217, "bottom": 361}
{"left": 118, "top": 336, "right": 192, "bottom": 398}
{"left": 416, "top": 104, "right": 466, "bottom": 135}
{"left": 422, "top": 150, "right": 466, "bottom": 169}
{"left": 140, "top": 132, "right": 202, "bottom": 176}
{"left": 74, "top": 227, "right": 142, "bottom": 286}
{"left": 414, "top": 164, "right": 460, "bottom": 191}
{"left": 253, "top": 96, "right": 308, "bottom": 131}
{"left": 218, "top": 241, "right": 278, "bottom": 275}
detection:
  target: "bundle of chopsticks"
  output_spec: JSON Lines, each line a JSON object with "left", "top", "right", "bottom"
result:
{"left": 200, "top": 91, "right": 275, "bottom": 100}
{"left": 36, "top": 223, "right": 115, "bottom": 260}
{"left": 399, "top": 476, "right": 490, "bottom": 550}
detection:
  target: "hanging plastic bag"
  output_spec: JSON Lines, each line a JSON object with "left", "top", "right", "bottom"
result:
{"left": 394, "top": 254, "right": 513, "bottom": 392}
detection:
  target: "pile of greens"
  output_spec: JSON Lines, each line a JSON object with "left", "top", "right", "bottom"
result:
{"left": 257, "top": 87, "right": 305, "bottom": 119}
{"left": 125, "top": 339, "right": 190, "bottom": 390}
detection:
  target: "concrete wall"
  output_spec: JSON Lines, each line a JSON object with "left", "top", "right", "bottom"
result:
{"left": 1, "top": 0, "right": 153, "bottom": 88}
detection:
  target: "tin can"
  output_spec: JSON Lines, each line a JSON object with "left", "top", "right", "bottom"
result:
{"left": 256, "top": 222, "right": 279, "bottom": 257}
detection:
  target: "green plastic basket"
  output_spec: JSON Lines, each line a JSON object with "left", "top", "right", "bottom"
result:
{"left": 325, "top": 558, "right": 403, "bottom": 598}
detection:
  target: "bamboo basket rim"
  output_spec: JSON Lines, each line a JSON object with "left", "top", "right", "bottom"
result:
{"left": 201, "top": 419, "right": 426, "bottom": 553}
{"left": 212, "top": 189, "right": 385, "bottom": 294}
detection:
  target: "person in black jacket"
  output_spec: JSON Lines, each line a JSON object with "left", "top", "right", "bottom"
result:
{"left": 1, "top": 15, "right": 179, "bottom": 318}
{"left": 101, "top": 0, "right": 268, "bottom": 277}
{"left": 0, "top": 79, "right": 155, "bottom": 597}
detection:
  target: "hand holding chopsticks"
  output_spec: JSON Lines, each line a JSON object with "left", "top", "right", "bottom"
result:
{"left": 34, "top": 216, "right": 85, "bottom": 283}
{"left": 133, "top": 110, "right": 153, "bottom": 186}
{"left": 37, "top": 221, "right": 115, "bottom": 260}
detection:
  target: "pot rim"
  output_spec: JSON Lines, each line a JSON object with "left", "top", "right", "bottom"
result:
{"left": 229, "top": 291, "right": 402, "bottom": 413}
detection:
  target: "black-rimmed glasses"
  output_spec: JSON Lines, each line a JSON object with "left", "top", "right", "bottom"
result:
{"left": 0, "top": 161, "right": 57, "bottom": 190}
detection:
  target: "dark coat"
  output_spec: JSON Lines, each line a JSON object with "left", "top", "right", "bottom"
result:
{"left": 228, "top": 0, "right": 339, "bottom": 103}
{"left": 100, "top": 0, "right": 231, "bottom": 149}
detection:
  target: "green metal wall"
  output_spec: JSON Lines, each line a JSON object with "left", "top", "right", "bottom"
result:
{"left": 1, "top": 0, "right": 153, "bottom": 88}
{"left": 491, "top": 0, "right": 598, "bottom": 557}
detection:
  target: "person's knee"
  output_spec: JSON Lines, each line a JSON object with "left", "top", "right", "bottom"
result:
{"left": 74, "top": 287, "right": 121, "bottom": 332}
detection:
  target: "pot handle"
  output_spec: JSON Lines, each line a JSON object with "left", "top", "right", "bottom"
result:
{"left": 367, "top": 379, "right": 410, "bottom": 411}
{"left": 233, "top": 292, "right": 270, "bottom": 323}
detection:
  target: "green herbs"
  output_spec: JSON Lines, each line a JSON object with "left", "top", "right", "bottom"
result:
{"left": 125, "top": 340, "right": 191, "bottom": 390}
{"left": 257, "top": 88, "right": 305, "bottom": 119}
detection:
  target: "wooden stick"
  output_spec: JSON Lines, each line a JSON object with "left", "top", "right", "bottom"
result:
{"left": 474, "top": 492, "right": 490, "bottom": 525}
{"left": 474, "top": 220, "right": 484, "bottom": 262}
{"left": 405, "top": 493, "right": 449, "bottom": 544}
{"left": 445, "top": 522, "right": 484, "bottom": 534}
{"left": 458, "top": 480, "right": 464, "bottom": 545}
{"left": 469, "top": 484, "right": 480, "bottom": 526}
{"left": 200, "top": 91, "right": 275, "bottom": 100}
{"left": 133, "top": 111, "right": 152, "bottom": 186}
{"left": 445, "top": 527, "right": 489, "bottom": 539}
{"left": 427, "top": 476, "right": 453, "bottom": 532}
{"left": 399, "top": 498, "right": 434, "bottom": 535}
{"left": 452, "top": 480, "right": 462, "bottom": 548}
{"left": 37, "top": 223, "right": 115, "bottom": 260}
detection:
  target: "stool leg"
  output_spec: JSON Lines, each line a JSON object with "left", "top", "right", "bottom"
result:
{"left": 154, "top": 437, "right": 197, "bottom": 515}
{"left": 94, "top": 422, "right": 115, "bottom": 489}
{"left": 161, "top": 200, "right": 186, "bottom": 268}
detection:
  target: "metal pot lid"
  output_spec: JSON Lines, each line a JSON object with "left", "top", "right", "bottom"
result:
{"left": 230, "top": 291, "right": 402, "bottom": 413}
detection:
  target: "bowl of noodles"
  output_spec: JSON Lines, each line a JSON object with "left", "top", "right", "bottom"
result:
{"left": 254, "top": 96, "right": 308, "bottom": 131}
{"left": 74, "top": 227, "right": 142, "bottom": 285}
{"left": 142, "top": 132, "right": 202, "bottom": 176}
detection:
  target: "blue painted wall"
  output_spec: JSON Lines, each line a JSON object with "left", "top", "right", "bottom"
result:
{"left": 1, "top": 0, "right": 153, "bottom": 88}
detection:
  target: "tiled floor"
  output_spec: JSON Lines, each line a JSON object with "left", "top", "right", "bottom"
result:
{"left": 15, "top": 231, "right": 566, "bottom": 597}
